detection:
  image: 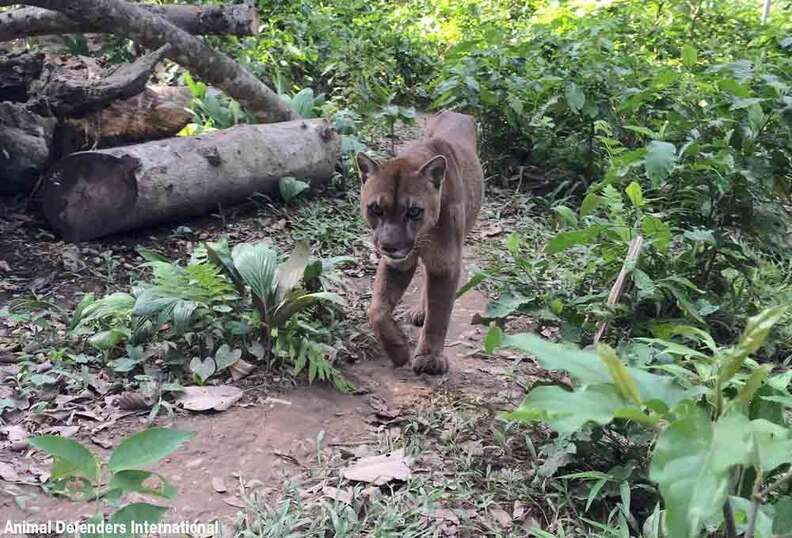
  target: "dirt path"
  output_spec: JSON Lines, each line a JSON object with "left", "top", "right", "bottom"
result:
{"left": 1, "top": 264, "right": 528, "bottom": 529}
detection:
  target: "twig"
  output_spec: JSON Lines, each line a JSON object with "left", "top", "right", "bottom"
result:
{"left": 592, "top": 235, "right": 644, "bottom": 344}
{"left": 723, "top": 499, "right": 738, "bottom": 538}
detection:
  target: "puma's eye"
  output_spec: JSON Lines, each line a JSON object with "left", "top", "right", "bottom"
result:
{"left": 407, "top": 206, "right": 424, "bottom": 219}
{"left": 368, "top": 203, "right": 384, "bottom": 217}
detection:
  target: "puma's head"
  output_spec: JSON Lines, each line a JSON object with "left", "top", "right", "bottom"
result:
{"left": 357, "top": 152, "right": 446, "bottom": 263}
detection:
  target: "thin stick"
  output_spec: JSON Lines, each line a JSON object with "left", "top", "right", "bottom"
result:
{"left": 592, "top": 234, "right": 644, "bottom": 345}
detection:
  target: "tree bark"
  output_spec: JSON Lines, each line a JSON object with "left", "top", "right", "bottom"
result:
{"left": 0, "top": 0, "right": 296, "bottom": 123}
{"left": 0, "top": 51, "right": 44, "bottom": 102}
{"left": 0, "top": 103, "right": 57, "bottom": 194}
{"left": 42, "top": 119, "right": 340, "bottom": 241}
{"left": 58, "top": 85, "right": 193, "bottom": 153}
{"left": 0, "top": 4, "right": 259, "bottom": 41}
{"left": 30, "top": 45, "right": 170, "bottom": 117}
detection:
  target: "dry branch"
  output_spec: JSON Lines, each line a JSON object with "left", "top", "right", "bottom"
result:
{"left": 591, "top": 235, "right": 644, "bottom": 344}
{"left": 0, "top": 103, "right": 57, "bottom": 194}
{"left": 42, "top": 119, "right": 340, "bottom": 241}
{"left": 0, "top": 0, "right": 296, "bottom": 123}
{"left": 0, "top": 51, "right": 44, "bottom": 102}
{"left": 0, "top": 4, "right": 259, "bottom": 41}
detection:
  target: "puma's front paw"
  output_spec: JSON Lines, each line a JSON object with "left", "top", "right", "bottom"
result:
{"left": 411, "top": 353, "right": 449, "bottom": 375}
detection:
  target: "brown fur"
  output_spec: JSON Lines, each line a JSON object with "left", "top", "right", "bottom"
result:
{"left": 357, "top": 111, "right": 483, "bottom": 374}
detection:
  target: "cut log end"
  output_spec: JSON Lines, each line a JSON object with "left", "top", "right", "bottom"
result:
{"left": 42, "top": 153, "right": 139, "bottom": 242}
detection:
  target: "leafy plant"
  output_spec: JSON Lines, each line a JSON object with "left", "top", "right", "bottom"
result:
{"left": 375, "top": 102, "right": 417, "bottom": 155}
{"left": 488, "top": 305, "right": 791, "bottom": 537}
{"left": 30, "top": 428, "right": 193, "bottom": 530}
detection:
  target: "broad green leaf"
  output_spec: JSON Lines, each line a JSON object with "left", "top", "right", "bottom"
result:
{"left": 681, "top": 44, "right": 698, "bottom": 67}
{"left": 279, "top": 176, "right": 310, "bottom": 202}
{"left": 88, "top": 329, "right": 128, "bottom": 350}
{"left": 29, "top": 436, "right": 99, "bottom": 481}
{"left": 642, "top": 216, "right": 671, "bottom": 251}
{"left": 505, "top": 232, "right": 521, "bottom": 255}
{"left": 109, "top": 503, "right": 168, "bottom": 537}
{"left": 205, "top": 236, "right": 246, "bottom": 296}
{"left": 625, "top": 182, "right": 643, "bottom": 208}
{"left": 108, "top": 428, "right": 194, "bottom": 472}
{"left": 69, "top": 292, "right": 95, "bottom": 330}
{"left": 718, "top": 306, "right": 787, "bottom": 384}
{"left": 773, "top": 497, "right": 792, "bottom": 535}
{"left": 749, "top": 419, "right": 792, "bottom": 472}
{"left": 172, "top": 300, "right": 197, "bottom": 334}
{"left": 274, "top": 241, "right": 311, "bottom": 303}
{"left": 107, "top": 470, "right": 177, "bottom": 500}
{"left": 505, "top": 383, "right": 626, "bottom": 433}
{"left": 232, "top": 242, "right": 279, "bottom": 304}
{"left": 484, "top": 293, "right": 532, "bottom": 319}
{"left": 650, "top": 409, "right": 752, "bottom": 538}
{"left": 597, "top": 344, "right": 641, "bottom": 405}
{"left": 565, "top": 82, "right": 585, "bottom": 113}
{"left": 644, "top": 141, "right": 676, "bottom": 185}
{"left": 189, "top": 357, "right": 215, "bottom": 383}
{"left": 580, "top": 193, "right": 601, "bottom": 217}
{"left": 214, "top": 344, "right": 242, "bottom": 371}
{"left": 547, "top": 225, "right": 605, "bottom": 254}
{"left": 552, "top": 205, "right": 578, "bottom": 227}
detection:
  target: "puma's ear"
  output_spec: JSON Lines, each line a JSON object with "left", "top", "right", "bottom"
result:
{"left": 419, "top": 155, "right": 447, "bottom": 189}
{"left": 356, "top": 153, "right": 380, "bottom": 184}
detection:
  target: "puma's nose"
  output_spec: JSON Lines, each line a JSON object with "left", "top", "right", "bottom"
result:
{"left": 381, "top": 244, "right": 401, "bottom": 256}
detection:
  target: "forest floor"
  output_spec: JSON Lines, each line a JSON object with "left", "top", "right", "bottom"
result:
{"left": 0, "top": 121, "right": 561, "bottom": 536}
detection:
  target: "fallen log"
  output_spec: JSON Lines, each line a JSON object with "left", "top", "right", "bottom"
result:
{"left": 0, "top": 0, "right": 297, "bottom": 123}
{"left": 0, "top": 103, "right": 57, "bottom": 194}
{"left": 0, "top": 4, "right": 259, "bottom": 42}
{"left": 58, "top": 85, "right": 193, "bottom": 153}
{"left": 42, "top": 119, "right": 340, "bottom": 241}
{"left": 30, "top": 45, "right": 170, "bottom": 117}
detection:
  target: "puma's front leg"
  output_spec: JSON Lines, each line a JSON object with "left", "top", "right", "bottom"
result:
{"left": 411, "top": 264, "right": 460, "bottom": 375}
{"left": 369, "top": 259, "right": 416, "bottom": 367}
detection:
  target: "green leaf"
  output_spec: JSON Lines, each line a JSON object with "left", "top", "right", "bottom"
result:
{"left": 644, "top": 141, "right": 677, "bottom": 185}
{"left": 505, "top": 383, "right": 626, "bottom": 434}
{"left": 69, "top": 293, "right": 96, "bottom": 331}
{"left": 547, "top": 225, "right": 605, "bottom": 254}
{"left": 189, "top": 356, "right": 215, "bottom": 383}
{"left": 279, "top": 176, "right": 310, "bottom": 203}
{"left": 552, "top": 205, "right": 578, "bottom": 227}
{"left": 483, "top": 324, "right": 503, "bottom": 355}
{"left": 749, "top": 419, "right": 792, "bottom": 472}
{"left": 271, "top": 291, "right": 344, "bottom": 327}
{"left": 733, "top": 365, "right": 772, "bottom": 406}
{"left": 773, "top": 497, "right": 792, "bottom": 535}
{"left": 649, "top": 409, "right": 752, "bottom": 538}
{"left": 597, "top": 344, "right": 641, "bottom": 405}
{"left": 681, "top": 44, "right": 698, "bottom": 67}
{"left": 29, "top": 436, "right": 99, "bottom": 481}
{"left": 642, "top": 216, "right": 671, "bottom": 252}
{"left": 457, "top": 270, "right": 489, "bottom": 299}
{"left": 565, "top": 82, "right": 585, "bottom": 113}
{"left": 505, "top": 232, "right": 521, "bottom": 255}
{"left": 205, "top": 236, "right": 246, "bottom": 295}
{"left": 484, "top": 293, "right": 532, "bottom": 319}
{"left": 172, "top": 300, "right": 197, "bottom": 334}
{"left": 108, "top": 428, "right": 194, "bottom": 472}
{"left": 275, "top": 241, "right": 311, "bottom": 303}
{"left": 108, "top": 503, "right": 168, "bottom": 537}
{"left": 232, "top": 242, "right": 279, "bottom": 304}
{"left": 107, "top": 470, "right": 177, "bottom": 500}
{"left": 718, "top": 306, "right": 788, "bottom": 384}
{"left": 214, "top": 344, "right": 241, "bottom": 371}
{"left": 580, "top": 193, "right": 601, "bottom": 217}
{"left": 625, "top": 182, "right": 643, "bottom": 208}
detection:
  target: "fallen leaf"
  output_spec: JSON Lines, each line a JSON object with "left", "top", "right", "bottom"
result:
{"left": 229, "top": 359, "right": 255, "bottom": 381}
{"left": 460, "top": 440, "right": 484, "bottom": 456}
{"left": 175, "top": 385, "right": 243, "bottom": 412}
{"left": 1, "top": 424, "right": 28, "bottom": 443}
{"left": 482, "top": 223, "right": 504, "bottom": 237}
{"left": 117, "top": 392, "right": 152, "bottom": 410}
{"left": 432, "top": 508, "right": 460, "bottom": 525}
{"left": 513, "top": 500, "right": 526, "bottom": 521}
{"left": 0, "top": 260, "right": 11, "bottom": 272}
{"left": 0, "top": 461, "right": 19, "bottom": 482}
{"left": 222, "top": 496, "right": 246, "bottom": 508}
{"left": 490, "top": 508, "right": 513, "bottom": 530}
{"left": 212, "top": 476, "right": 227, "bottom": 493}
{"left": 322, "top": 486, "right": 353, "bottom": 504}
{"left": 341, "top": 448, "right": 412, "bottom": 485}
{"left": 368, "top": 395, "right": 400, "bottom": 420}
{"left": 45, "top": 426, "right": 79, "bottom": 437}
{"left": 91, "top": 436, "right": 113, "bottom": 449}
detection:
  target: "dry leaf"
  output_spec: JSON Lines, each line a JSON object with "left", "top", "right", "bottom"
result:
{"left": 212, "top": 476, "right": 227, "bottom": 493}
{"left": 117, "top": 392, "right": 152, "bottom": 410}
{"left": 229, "top": 359, "right": 256, "bottom": 381}
{"left": 490, "top": 508, "right": 513, "bottom": 530}
{"left": 222, "top": 496, "right": 246, "bottom": 508}
{"left": 322, "top": 486, "right": 353, "bottom": 504}
{"left": 0, "top": 461, "right": 20, "bottom": 482}
{"left": 175, "top": 385, "right": 243, "bottom": 412}
{"left": 1, "top": 424, "right": 28, "bottom": 443}
{"left": 513, "top": 500, "right": 525, "bottom": 521}
{"left": 482, "top": 223, "right": 504, "bottom": 237}
{"left": 341, "top": 448, "right": 412, "bottom": 485}
{"left": 368, "top": 395, "right": 400, "bottom": 420}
